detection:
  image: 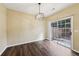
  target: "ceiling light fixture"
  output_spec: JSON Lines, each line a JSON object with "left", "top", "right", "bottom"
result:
{"left": 35, "top": 3, "right": 44, "bottom": 20}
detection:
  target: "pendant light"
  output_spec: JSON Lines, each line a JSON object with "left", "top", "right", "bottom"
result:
{"left": 35, "top": 3, "right": 44, "bottom": 20}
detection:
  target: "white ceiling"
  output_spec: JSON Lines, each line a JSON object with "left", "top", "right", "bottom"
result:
{"left": 3, "top": 3, "right": 73, "bottom": 17}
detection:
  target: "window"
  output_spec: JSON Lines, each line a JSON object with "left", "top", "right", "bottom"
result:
{"left": 51, "top": 22, "right": 57, "bottom": 27}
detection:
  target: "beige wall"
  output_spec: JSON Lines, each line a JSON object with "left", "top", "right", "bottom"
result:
{"left": 45, "top": 4, "right": 79, "bottom": 52}
{"left": 0, "top": 4, "right": 7, "bottom": 55}
{"left": 7, "top": 9, "right": 45, "bottom": 47}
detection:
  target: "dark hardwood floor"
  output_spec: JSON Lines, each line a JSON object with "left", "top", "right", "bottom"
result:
{"left": 1, "top": 40, "right": 79, "bottom": 56}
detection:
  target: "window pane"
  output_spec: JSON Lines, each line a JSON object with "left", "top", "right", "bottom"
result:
{"left": 51, "top": 22, "right": 57, "bottom": 27}
{"left": 58, "top": 25, "right": 62, "bottom": 28}
{"left": 66, "top": 24, "right": 71, "bottom": 28}
{"left": 62, "top": 20, "right": 65, "bottom": 24}
{"left": 51, "top": 23, "right": 54, "bottom": 27}
{"left": 62, "top": 24, "right": 65, "bottom": 28}
{"left": 66, "top": 18, "right": 70, "bottom": 23}
{"left": 58, "top": 21, "right": 62, "bottom": 25}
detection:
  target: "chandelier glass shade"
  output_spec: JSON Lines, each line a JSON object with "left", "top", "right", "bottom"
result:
{"left": 35, "top": 3, "right": 44, "bottom": 20}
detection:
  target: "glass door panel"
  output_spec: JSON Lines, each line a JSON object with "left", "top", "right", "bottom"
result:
{"left": 51, "top": 18, "right": 71, "bottom": 48}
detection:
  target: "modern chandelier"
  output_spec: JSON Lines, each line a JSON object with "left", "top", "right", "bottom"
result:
{"left": 35, "top": 3, "right": 44, "bottom": 20}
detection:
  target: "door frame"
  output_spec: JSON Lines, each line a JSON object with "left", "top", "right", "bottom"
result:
{"left": 48, "top": 16, "right": 73, "bottom": 49}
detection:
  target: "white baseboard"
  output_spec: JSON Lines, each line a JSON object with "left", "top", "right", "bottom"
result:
{"left": 7, "top": 39, "right": 44, "bottom": 48}
{"left": 72, "top": 49, "right": 79, "bottom": 53}
{"left": 0, "top": 46, "right": 7, "bottom": 56}
{"left": 73, "top": 49, "right": 79, "bottom": 53}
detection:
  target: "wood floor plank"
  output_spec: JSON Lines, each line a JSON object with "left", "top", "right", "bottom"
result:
{"left": 1, "top": 40, "right": 79, "bottom": 56}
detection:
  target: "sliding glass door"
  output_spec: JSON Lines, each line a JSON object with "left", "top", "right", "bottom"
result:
{"left": 51, "top": 18, "right": 71, "bottom": 48}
